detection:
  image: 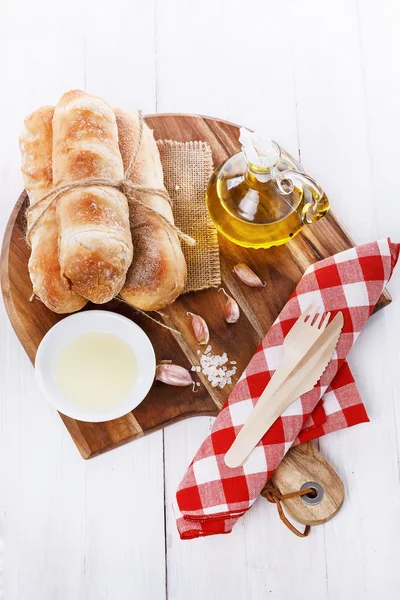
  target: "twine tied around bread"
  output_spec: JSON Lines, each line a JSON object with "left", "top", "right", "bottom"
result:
{"left": 25, "top": 110, "right": 196, "bottom": 247}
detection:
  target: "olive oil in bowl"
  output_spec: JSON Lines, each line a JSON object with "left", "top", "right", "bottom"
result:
{"left": 55, "top": 331, "right": 137, "bottom": 409}
{"left": 35, "top": 310, "right": 156, "bottom": 423}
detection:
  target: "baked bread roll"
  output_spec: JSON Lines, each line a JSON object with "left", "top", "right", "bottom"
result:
{"left": 52, "top": 90, "right": 133, "bottom": 304}
{"left": 19, "top": 106, "right": 87, "bottom": 313}
{"left": 115, "top": 109, "right": 187, "bottom": 310}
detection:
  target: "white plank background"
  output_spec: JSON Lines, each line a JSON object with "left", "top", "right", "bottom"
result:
{"left": 1, "top": 0, "right": 400, "bottom": 598}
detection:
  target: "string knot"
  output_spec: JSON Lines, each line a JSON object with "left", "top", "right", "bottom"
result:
{"left": 25, "top": 110, "right": 196, "bottom": 247}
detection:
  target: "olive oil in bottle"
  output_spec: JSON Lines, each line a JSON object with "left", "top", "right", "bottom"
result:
{"left": 206, "top": 130, "right": 329, "bottom": 249}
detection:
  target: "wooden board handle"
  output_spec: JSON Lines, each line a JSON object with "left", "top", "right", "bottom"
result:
{"left": 271, "top": 442, "right": 345, "bottom": 526}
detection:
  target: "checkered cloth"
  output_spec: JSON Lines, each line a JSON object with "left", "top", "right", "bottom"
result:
{"left": 176, "top": 239, "right": 399, "bottom": 539}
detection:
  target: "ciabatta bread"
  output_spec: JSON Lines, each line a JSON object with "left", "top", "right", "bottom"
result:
{"left": 115, "top": 109, "right": 187, "bottom": 310}
{"left": 19, "top": 106, "right": 87, "bottom": 313}
{"left": 52, "top": 90, "right": 133, "bottom": 304}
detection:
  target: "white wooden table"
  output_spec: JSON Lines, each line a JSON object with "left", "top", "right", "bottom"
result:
{"left": 1, "top": 1, "right": 400, "bottom": 598}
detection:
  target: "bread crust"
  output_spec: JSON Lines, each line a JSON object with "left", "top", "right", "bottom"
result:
{"left": 53, "top": 90, "right": 133, "bottom": 304}
{"left": 115, "top": 109, "right": 187, "bottom": 311}
{"left": 19, "top": 106, "right": 87, "bottom": 313}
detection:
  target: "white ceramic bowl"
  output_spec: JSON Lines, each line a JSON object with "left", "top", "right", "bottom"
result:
{"left": 35, "top": 310, "right": 156, "bottom": 422}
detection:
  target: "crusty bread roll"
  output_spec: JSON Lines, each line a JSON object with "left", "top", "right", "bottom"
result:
{"left": 19, "top": 106, "right": 87, "bottom": 313}
{"left": 115, "top": 109, "right": 187, "bottom": 310}
{"left": 52, "top": 90, "right": 133, "bottom": 304}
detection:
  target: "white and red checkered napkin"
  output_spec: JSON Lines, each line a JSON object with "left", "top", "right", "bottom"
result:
{"left": 176, "top": 239, "right": 399, "bottom": 539}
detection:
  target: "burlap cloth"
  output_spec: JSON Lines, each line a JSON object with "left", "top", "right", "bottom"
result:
{"left": 157, "top": 140, "right": 221, "bottom": 293}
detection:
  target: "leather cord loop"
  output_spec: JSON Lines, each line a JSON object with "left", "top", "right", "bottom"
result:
{"left": 261, "top": 483, "right": 313, "bottom": 538}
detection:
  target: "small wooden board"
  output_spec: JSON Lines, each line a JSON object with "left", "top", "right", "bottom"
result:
{"left": 0, "top": 115, "right": 389, "bottom": 524}
{"left": 270, "top": 442, "right": 345, "bottom": 526}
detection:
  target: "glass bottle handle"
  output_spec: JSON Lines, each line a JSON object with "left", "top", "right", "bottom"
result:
{"left": 275, "top": 169, "right": 329, "bottom": 224}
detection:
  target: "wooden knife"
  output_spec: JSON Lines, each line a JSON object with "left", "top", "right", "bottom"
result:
{"left": 225, "top": 312, "right": 344, "bottom": 468}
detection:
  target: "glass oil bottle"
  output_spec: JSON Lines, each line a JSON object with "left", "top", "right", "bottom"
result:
{"left": 206, "top": 131, "right": 329, "bottom": 249}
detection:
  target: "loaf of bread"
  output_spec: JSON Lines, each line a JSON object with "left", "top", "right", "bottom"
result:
{"left": 52, "top": 90, "right": 133, "bottom": 304}
{"left": 115, "top": 109, "right": 187, "bottom": 310}
{"left": 19, "top": 106, "right": 87, "bottom": 313}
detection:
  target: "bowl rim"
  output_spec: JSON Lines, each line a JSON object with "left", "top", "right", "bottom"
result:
{"left": 34, "top": 310, "right": 156, "bottom": 423}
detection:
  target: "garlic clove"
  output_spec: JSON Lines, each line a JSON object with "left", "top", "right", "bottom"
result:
{"left": 187, "top": 312, "right": 210, "bottom": 345}
{"left": 156, "top": 364, "right": 194, "bottom": 386}
{"left": 218, "top": 288, "right": 240, "bottom": 323}
{"left": 224, "top": 297, "right": 240, "bottom": 323}
{"left": 233, "top": 263, "right": 266, "bottom": 288}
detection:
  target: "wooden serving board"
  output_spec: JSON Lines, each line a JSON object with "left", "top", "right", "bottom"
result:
{"left": 0, "top": 114, "right": 390, "bottom": 526}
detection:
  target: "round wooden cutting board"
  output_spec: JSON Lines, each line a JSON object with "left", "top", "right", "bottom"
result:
{"left": 1, "top": 114, "right": 389, "bottom": 526}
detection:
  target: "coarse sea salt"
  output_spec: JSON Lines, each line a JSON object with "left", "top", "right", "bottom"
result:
{"left": 192, "top": 345, "right": 237, "bottom": 390}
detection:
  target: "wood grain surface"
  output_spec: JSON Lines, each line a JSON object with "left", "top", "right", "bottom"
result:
{"left": 271, "top": 442, "right": 345, "bottom": 525}
{"left": 2, "top": 3, "right": 400, "bottom": 598}
{"left": 0, "top": 114, "right": 390, "bottom": 460}
{"left": 0, "top": 114, "right": 391, "bottom": 527}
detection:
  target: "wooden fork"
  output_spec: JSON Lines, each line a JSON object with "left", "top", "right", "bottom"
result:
{"left": 224, "top": 305, "right": 331, "bottom": 467}
{"left": 256, "top": 305, "right": 331, "bottom": 403}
